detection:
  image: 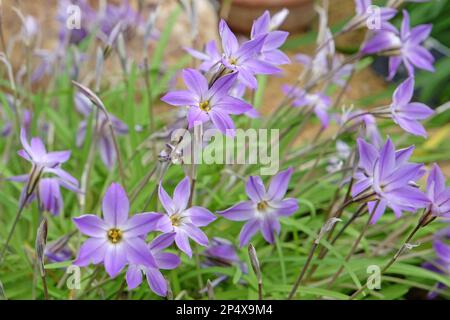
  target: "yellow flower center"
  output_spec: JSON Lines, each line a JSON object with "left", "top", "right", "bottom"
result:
{"left": 170, "top": 214, "right": 182, "bottom": 227}
{"left": 199, "top": 100, "right": 211, "bottom": 112}
{"left": 107, "top": 228, "right": 123, "bottom": 244}
{"left": 229, "top": 57, "right": 238, "bottom": 65}
{"left": 257, "top": 200, "right": 269, "bottom": 212}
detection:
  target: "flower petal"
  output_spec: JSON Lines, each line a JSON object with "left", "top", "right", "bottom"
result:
{"left": 187, "top": 107, "right": 209, "bottom": 128}
{"left": 219, "top": 19, "right": 239, "bottom": 57}
{"left": 154, "top": 252, "right": 180, "bottom": 270}
{"left": 184, "top": 223, "right": 209, "bottom": 247}
{"left": 123, "top": 213, "right": 164, "bottom": 237}
{"left": 161, "top": 90, "right": 197, "bottom": 106}
{"left": 73, "top": 214, "right": 108, "bottom": 237}
{"left": 246, "top": 176, "right": 266, "bottom": 202}
{"left": 396, "top": 117, "right": 428, "bottom": 137}
{"left": 267, "top": 167, "right": 293, "bottom": 201}
{"left": 260, "top": 217, "right": 279, "bottom": 244}
{"left": 73, "top": 238, "right": 108, "bottom": 267}
{"left": 369, "top": 199, "right": 388, "bottom": 224}
{"left": 218, "top": 200, "right": 256, "bottom": 221}
{"left": 208, "top": 72, "right": 238, "bottom": 102}
{"left": 150, "top": 232, "right": 176, "bottom": 252}
{"left": 357, "top": 138, "right": 379, "bottom": 174}
{"left": 124, "top": 237, "right": 157, "bottom": 268}
{"left": 146, "top": 268, "right": 167, "bottom": 297}
{"left": 393, "top": 77, "right": 414, "bottom": 107}
{"left": 175, "top": 230, "right": 192, "bottom": 257}
{"left": 427, "top": 164, "right": 446, "bottom": 199}
{"left": 271, "top": 198, "right": 298, "bottom": 216}
{"left": 102, "top": 183, "right": 129, "bottom": 227}
{"left": 209, "top": 109, "right": 235, "bottom": 137}
{"left": 182, "top": 68, "right": 208, "bottom": 98}
{"left": 158, "top": 183, "right": 176, "bottom": 215}
{"left": 185, "top": 206, "right": 216, "bottom": 227}
{"left": 379, "top": 138, "right": 396, "bottom": 179}
{"left": 214, "top": 96, "right": 253, "bottom": 114}
{"left": 126, "top": 265, "right": 143, "bottom": 290}
{"left": 239, "top": 219, "right": 260, "bottom": 247}
{"left": 104, "top": 243, "right": 127, "bottom": 278}
{"left": 173, "top": 176, "right": 191, "bottom": 212}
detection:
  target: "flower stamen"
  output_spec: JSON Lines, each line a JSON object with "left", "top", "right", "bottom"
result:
{"left": 199, "top": 100, "right": 211, "bottom": 112}
{"left": 107, "top": 228, "right": 123, "bottom": 244}
{"left": 170, "top": 214, "right": 183, "bottom": 227}
{"left": 257, "top": 200, "right": 269, "bottom": 212}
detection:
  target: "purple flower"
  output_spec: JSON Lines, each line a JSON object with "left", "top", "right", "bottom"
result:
{"left": 250, "top": 10, "right": 291, "bottom": 72}
{"left": 353, "top": 138, "right": 429, "bottom": 223}
{"left": 75, "top": 92, "right": 128, "bottom": 168}
{"left": 126, "top": 233, "right": 180, "bottom": 297}
{"left": 73, "top": 183, "right": 163, "bottom": 277}
{"left": 185, "top": 40, "right": 222, "bottom": 73}
{"left": 57, "top": 0, "right": 95, "bottom": 45}
{"left": 422, "top": 226, "right": 450, "bottom": 299}
{"left": 219, "top": 168, "right": 298, "bottom": 247}
{"left": 426, "top": 164, "right": 450, "bottom": 217}
{"left": 161, "top": 69, "right": 253, "bottom": 136}
{"left": 344, "top": 0, "right": 396, "bottom": 32}
{"left": 156, "top": 177, "right": 216, "bottom": 257}
{"left": 19, "top": 128, "right": 70, "bottom": 167}
{"left": 200, "top": 237, "right": 248, "bottom": 292}
{"left": 9, "top": 175, "right": 80, "bottom": 216}
{"left": 204, "top": 238, "right": 241, "bottom": 267}
{"left": 97, "top": 0, "right": 141, "bottom": 41}
{"left": 0, "top": 94, "right": 16, "bottom": 137}
{"left": 18, "top": 128, "right": 73, "bottom": 180}
{"left": 390, "top": 77, "right": 434, "bottom": 137}
{"left": 284, "top": 85, "right": 331, "bottom": 127}
{"left": 45, "top": 235, "right": 73, "bottom": 263}
{"left": 362, "top": 10, "right": 434, "bottom": 79}
{"left": 338, "top": 110, "right": 382, "bottom": 147}
{"left": 219, "top": 20, "right": 268, "bottom": 89}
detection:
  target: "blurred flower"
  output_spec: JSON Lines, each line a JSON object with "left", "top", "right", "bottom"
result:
{"left": 422, "top": 226, "right": 450, "bottom": 299}
{"left": 284, "top": 85, "right": 331, "bottom": 127}
{"left": 200, "top": 237, "right": 248, "bottom": 293}
{"left": 45, "top": 235, "right": 73, "bottom": 263}
{"left": 98, "top": 0, "right": 141, "bottom": 41}
{"left": 8, "top": 175, "right": 80, "bottom": 216}
{"left": 219, "top": 168, "right": 298, "bottom": 246}
{"left": 73, "top": 183, "right": 163, "bottom": 277}
{"left": 126, "top": 233, "right": 180, "bottom": 297}
{"left": 343, "top": 0, "right": 396, "bottom": 33}
{"left": 57, "top": 0, "right": 95, "bottom": 45}
{"left": 219, "top": 20, "right": 268, "bottom": 89}
{"left": 74, "top": 92, "right": 128, "bottom": 168}
{"left": 20, "top": 15, "right": 39, "bottom": 45}
{"left": 426, "top": 164, "right": 450, "bottom": 218}
{"left": 250, "top": 10, "right": 290, "bottom": 72}
{"left": 18, "top": 127, "right": 72, "bottom": 176}
{"left": 0, "top": 95, "right": 14, "bottom": 137}
{"left": 390, "top": 77, "right": 434, "bottom": 137}
{"left": 156, "top": 176, "right": 216, "bottom": 257}
{"left": 353, "top": 138, "right": 429, "bottom": 223}
{"left": 338, "top": 109, "right": 382, "bottom": 147}
{"left": 362, "top": 10, "right": 434, "bottom": 79}
{"left": 185, "top": 40, "right": 222, "bottom": 73}
{"left": 161, "top": 69, "right": 252, "bottom": 136}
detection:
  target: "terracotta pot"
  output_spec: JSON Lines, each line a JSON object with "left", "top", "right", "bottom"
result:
{"left": 223, "top": 0, "right": 315, "bottom": 34}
